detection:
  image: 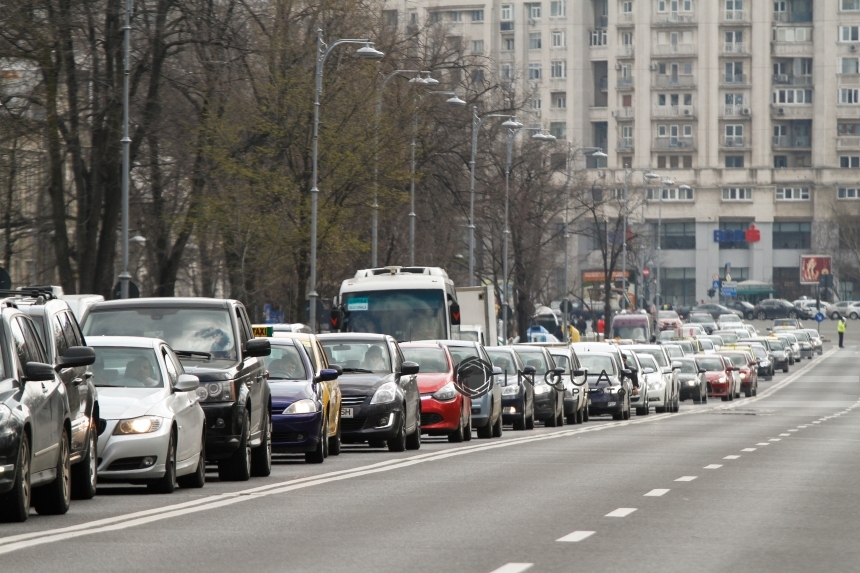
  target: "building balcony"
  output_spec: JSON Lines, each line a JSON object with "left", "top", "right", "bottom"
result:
{"left": 654, "top": 75, "right": 695, "bottom": 89}
{"left": 500, "top": 21, "right": 514, "bottom": 32}
{"left": 617, "top": 76, "right": 635, "bottom": 90}
{"left": 772, "top": 135, "right": 811, "bottom": 148}
{"left": 653, "top": 12, "right": 696, "bottom": 25}
{"left": 589, "top": 107, "right": 609, "bottom": 121}
{"left": 618, "top": 13, "right": 634, "bottom": 26}
{"left": 722, "top": 105, "right": 751, "bottom": 118}
{"left": 773, "top": 11, "right": 812, "bottom": 23}
{"left": 722, "top": 42, "right": 750, "bottom": 55}
{"left": 723, "top": 136, "right": 747, "bottom": 148}
{"left": 837, "top": 136, "right": 860, "bottom": 150}
{"left": 722, "top": 10, "right": 749, "bottom": 23}
{"left": 838, "top": 74, "right": 860, "bottom": 86}
{"left": 652, "top": 43, "right": 697, "bottom": 57}
{"left": 773, "top": 74, "right": 813, "bottom": 86}
{"left": 617, "top": 45, "right": 634, "bottom": 58}
{"left": 772, "top": 104, "right": 814, "bottom": 119}
{"left": 722, "top": 74, "right": 749, "bottom": 86}
{"left": 836, "top": 105, "right": 860, "bottom": 119}
{"left": 613, "top": 106, "right": 635, "bottom": 119}
{"left": 653, "top": 105, "right": 696, "bottom": 117}
{"left": 617, "top": 138, "right": 634, "bottom": 150}
{"left": 653, "top": 136, "right": 695, "bottom": 150}
{"left": 772, "top": 42, "right": 814, "bottom": 56}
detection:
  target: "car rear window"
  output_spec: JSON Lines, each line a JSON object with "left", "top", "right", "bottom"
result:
{"left": 513, "top": 349, "right": 549, "bottom": 375}
{"left": 401, "top": 347, "right": 449, "bottom": 374}
{"left": 579, "top": 354, "right": 616, "bottom": 375}
{"left": 635, "top": 348, "right": 668, "bottom": 368}
{"left": 696, "top": 357, "right": 725, "bottom": 371}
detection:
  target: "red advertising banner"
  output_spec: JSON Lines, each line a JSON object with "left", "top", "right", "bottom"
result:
{"left": 799, "top": 255, "right": 832, "bottom": 285}
{"left": 582, "top": 270, "right": 629, "bottom": 283}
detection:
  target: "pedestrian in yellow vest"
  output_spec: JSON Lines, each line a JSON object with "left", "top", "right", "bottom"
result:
{"left": 837, "top": 316, "right": 846, "bottom": 348}
{"left": 567, "top": 324, "right": 580, "bottom": 342}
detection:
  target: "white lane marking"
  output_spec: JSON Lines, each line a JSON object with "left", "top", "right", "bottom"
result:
{"left": 741, "top": 448, "right": 757, "bottom": 452}
{"left": 779, "top": 433, "right": 791, "bottom": 436}
{"left": 489, "top": 564, "right": 534, "bottom": 573}
{"left": 606, "top": 508, "right": 638, "bottom": 517}
{"left": 724, "top": 455, "right": 741, "bottom": 459}
{"left": 756, "top": 443, "right": 770, "bottom": 446}
{"left": 787, "top": 429, "right": 798, "bottom": 432}
{"left": 812, "top": 421, "right": 821, "bottom": 424}
{"left": 704, "top": 464, "right": 723, "bottom": 469}
{"left": 675, "top": 476, "right": 698, "bottom": 481}
{"left": 557, "top": 531, "right": 596, "bottom": 542}
{"left": 644, "top": 489, "right": 670, "bottom": 496}
{"left": 769, "top": 438, "right": 781, "bottom": 441}
{"left": 798, "top": 425, "right": 808, "bottom": 428}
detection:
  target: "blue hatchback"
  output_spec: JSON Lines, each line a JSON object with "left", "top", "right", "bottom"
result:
{"left": 267, "top": 338, "right": 339, "bottom": 463}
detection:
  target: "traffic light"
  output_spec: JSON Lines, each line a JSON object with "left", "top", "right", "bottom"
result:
{"left": 707, "top": 288, "right": 716, "bottom": 298}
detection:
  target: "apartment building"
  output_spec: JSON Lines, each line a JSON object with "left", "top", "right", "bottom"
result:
{"left": 384, "top": 0, "right": 859, "bottom": 303}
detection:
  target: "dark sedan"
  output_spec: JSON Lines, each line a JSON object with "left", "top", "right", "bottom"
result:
{"left": 513, "top": 346, "right": 565, "bottom": 427}
{"left": 319, "top": 334, "right": 421, "bottom": 452}
{"left": 673, "top": 357, "right": 707, "bottom": 403}
{"left": 486, "top": 347, "right": 535, "bottom": 430}
{"left": 691, "top": 303, "right": 743, "bottom": 320}
{"left": 687, "top": 312, "right": 717, "bottom": 334}
{"left": 753, "top": 298, "right": 810, "bottom": 320}
{"left": 726, "top": 300, "right": 756, "bottom": 320}
{"left": 579, "top": 351, "right": 631, "bottom": 420}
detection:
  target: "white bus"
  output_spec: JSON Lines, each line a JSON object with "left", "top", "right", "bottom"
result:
{"left": 330, "top": 266, "right": 461, "bottom": 342}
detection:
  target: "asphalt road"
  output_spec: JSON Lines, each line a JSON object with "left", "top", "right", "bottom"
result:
{"left": 2, "top": 320, "right": 858, "bottom": 573}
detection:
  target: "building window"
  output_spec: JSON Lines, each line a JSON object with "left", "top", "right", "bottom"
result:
{"left": 772, "top": 89, "right": 813, "bottom": 104}
{"left": 529, "top": 33, "right": 542, "bottom": 49}
{"left": 845, "top": 0, "right": 860, "bottom": 10}
{"left": 471, "top": 9, "right": 484, "bottom": 21}
{"left": 838, "top": 187, "right": 860, "bottom": 198}
{"left": 841, "top": 88, "right": 860, "bottom": 104}
{"left": 841, "top": 58, "right": 860, "bottom": 75}
{"left": 550, "top": 122, "right": 567, "bottom": 139}
{"left": 722, "top": 188, "right": 751, "bottom": 201}
{"left": 773, "top": 222, "right": 811, "bottom": 249}
{"left": 430, "top": 11, "right": 442, "bottom": 23}
{"left": 449, "top": 11, "right": 462, "bottom": 21}
{"left": 383, "top": 10, "right": 398, "bottom": 26}
{"left": 840, "top": 155, "right": 860, "bottom": 168}
{"left": 839, "top": 123, "right": 860, "bottom": 135}
{"left": 553, "top": 92, "right": 567, "bottom": 108}
{"left": 719, "top": 267, "right": 748, "bottom": 281}
{"left": 725, "top": 155, "right": 745, "bottom": 168}
{"left": 550, "top": 60, "right": 567, "bottom": 78}
{"left": 719, "top": 221, "right": 750, "bottom": 250}
{"left": 661, "top": 268, "right": 697, "bottom": 306}
{"left": 773, "top": 27, "right": 811, "bottom": 42}
{"left": 774, "top": 156, "right": 788, "bottom": 168}
{"left": 552, "top": 30, "right": 566, "bottom": 47}
{"left": 657, "top": 222, "right": 696, "bottom": 249}
{"left": 529, "top": 3, "right": 542, "bottom": 19}
{"left": 501, "top": 4, "right": 513, "bottom": 20}
{"left": 776, "top": 187, "right": 809, "bottom": 200}
{"left": 528, "top": 63, "right": 542, "bottom": 79}
{"left": 504, "top": 38, "right": 515, "bottom": 51}
{"left": 551, "top": 0, "right": 567, "bottom": 16}
{"left": 472, "top": 40, "right": 484, "bottom": 53}
{"left": 472, "top": 69, "right": 485, "bottom": 84}
{"left": 647, "top": 187, "right": 694, "bottom": 201}
{"left": 841, "top": 26, "right": 860, "bottom": 41}
{"left": 724, "top": 124, "right": 744, "bottom": 146}
{"left": 623, "top": 1, "right": 633, "bottom": 13}
{"left": 657, "top": 155, "right": 693, "bottom": 169}
{"left": 501, "top": 64, "right": 514, "bottom": 79}
{"left": 530, "top": 97, "right": 541, "bottom": 110}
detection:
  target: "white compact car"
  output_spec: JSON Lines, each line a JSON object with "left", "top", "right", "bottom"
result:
{"left": 89, "top": 336, "right": 206, "bottom": 493}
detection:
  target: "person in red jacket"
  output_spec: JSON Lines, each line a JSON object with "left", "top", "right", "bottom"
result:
{"left": 597, "top": 317, "right": 605, "bottom": 336}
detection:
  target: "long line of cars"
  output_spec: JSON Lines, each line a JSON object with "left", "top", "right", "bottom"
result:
{"left": 0, "top": 280, "right": 821, "bottom": 523}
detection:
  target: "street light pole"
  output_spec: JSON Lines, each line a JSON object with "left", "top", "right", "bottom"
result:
{"left": 468, "top": 107, "right": 518, "bottom": 287}
{"left": 309, "top": 30, "right": 383, "bottom": 331}
{"left": 621, "top": 169, "right": 660, "bottom": 309}
{"left": 655, "top": 182, "right": 691, "bottom": 307}
{"left": 119, "top": 0, "right": 132, "bottom": 299}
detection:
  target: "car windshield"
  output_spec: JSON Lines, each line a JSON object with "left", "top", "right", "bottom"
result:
{"left": 689, "top": 315, "right": 712, "bottom": 323}
{"left": 443, "top": 345, "right": 480, "bottom": 369}
{"left": 459, "top": 330, "right": 479, "bottom": 342}
{"left": 749, "top": 346, "right": 766, "bottom": 359}
{"left": 716, "top": 332, "right": 738, "bottom": 344}
{"left": 676, "top": 360, "right": 698, "bottom": 374}
{"left": 264, "top": 345, "right": 308, "bottom": 380}
{"left": 805, "top": 330, "right": 821, "bottom": 340}
{"left": 551, "top": 354, "right": 571, "bottom": 373}
{"left": 664, "top": 345, "right": 683, "bottom": 358}
{"left": 677, "top": 341, "right": 693, "bottom": 353}
{"left": 792, "top": 332, "right": 810, "bottom": 342}
{"left": 341, "top": 289, "right": 446, "bottom": 342}
{"left": 92, "top": 346, "right": 164, "bottom": 388}
{"left": 513, "top": 350, "right": 549, "bottom": 375}
{"left": 735, "top": 330, "right": 750, "bottom": 339}
{"left": 719, "top": 314, "right": 741, "bottom": 323}
{"left": 320, "top": 340, "right": 391, "bottom": 373}
{"left": 768, "top": 339, "right": 785, "bottom": 350}
{"left": 579, "top": 354, "right": 616, "bottom": 375}
{"left": 638, "top": 354, "right": 659, "bottom": 373}
{"left": 612, "top": 326, "right": 648, "bottom": 340}
{"left": 659, "top": 330, "right": 675, "bottom": 340}
{"left": 724, "top": 354, "right": 748, "bottom": 367}
{"left": 83, "top": 308, "right": 237, "bottom": 365}
{"left": 401, "top": 347, "right": 449, "bottom": 374}
{"left": 486, "top": 350, "right": 519, "bottom": 384}
{"left": 635, "top": 348, "right": 668, "bottom": 368}
{"left": 783, "top": 334, "right": 798, "bottom": 344}
{"left": 657, "top": 311, "right": 678, "bottom": 319}
{"left": 697, "top": 357, "right": 725, "bottom": 371}
{"left": 774, "top": 319, "right": 796, "bottom": 326}
{"left": 699, "top": 339, "right": 714, "bottom": 350}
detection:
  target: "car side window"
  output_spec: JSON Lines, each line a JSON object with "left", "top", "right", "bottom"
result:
{"left": 162, "top": 348, "right": 179, "bottom": 386}
{"left": 53, "top": 314, "right": 70, "bottom": 357}
{"left": 301, "top": 340, "right": 320, "bottom": 374}
{"left": 60, "top": 312, "right": 79, "bottom": 349}
{"left": 13, "top": 317, "right": 46, "bottom": 365}
{"left": 9, "top": 319, "right": 29, "bottom": 373}
{"left": 389, "top": 342, "right": 402, "bottom": 372}
{"left": 65, "top": 311, "right": 85, "bottom": 345}
{"left": 315, "top": 341, "right": 329, "bottom": 368}
{"left": 235, "top": 308, "right": 249, "bottom": 349}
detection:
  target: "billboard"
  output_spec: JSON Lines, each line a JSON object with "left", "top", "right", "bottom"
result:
{"left": 799, "top": 255, "right": 832, "bottom": 285}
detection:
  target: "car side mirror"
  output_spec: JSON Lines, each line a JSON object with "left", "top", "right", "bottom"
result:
{"left": 622, "top": 368, "right": 633, "bottom": 376}
{"left": 552, "top": 367, "right": 565, "bottom": 376}
{"left": 244, "top": 338, "right": 271, "bottom": 358}
{"left": 174, "top": 373, "right": 200, "bottom": 392}
{"left": 401, "top": 361, "right": 420, "bottom": 376}
{"left": 329, "top": 364, "right": 343, "bottom": 376}
{"left": 57, "top": 346, "right": 96, "bottom": 369}
{"left": 522, "top": 365, "right": 536, "bottom": 375}
{"left": 25, "top": 362, "right": 55, "bottom": 382}
{"left": 698, "top": 368, "right": 707, "bottom": 374}
{"left": 316, "top": 368, "right": 340, "bottom": 382}
{"left": 572, "top": 369, "right": 586, "bottom": 377}
{"left": 492, "top": 366, "right": 503, "bottom": 376}
{"left": 726, "top": 366, "right": 734, "bottom": 372}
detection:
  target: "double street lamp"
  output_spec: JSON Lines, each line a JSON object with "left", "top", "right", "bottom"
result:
{"left": 309, "top": 30, "right": 384, "bottom": 331}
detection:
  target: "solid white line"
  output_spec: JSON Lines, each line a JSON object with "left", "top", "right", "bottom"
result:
{"left": 704, "top": 464, "right": 723, "bottom": 469}
{"left": 741, "top": 448, "right": 756, "bottom": 452}
{"left": 644, "top": 489, "right": 670, "bottom": 496}
{"left": 675, "top": 476, "right": 697, "bottom": 482}
{"left": 557, "top": 531, "right": 596, "bottom": 542}
{"left": 606, "top": 508, "right": 637, "bottom": 517}
{"left": 489, "top": 564, "right": 534, "bottom": 573}
{"left": 724, "top": 455, "right": 740, "bottom": 459}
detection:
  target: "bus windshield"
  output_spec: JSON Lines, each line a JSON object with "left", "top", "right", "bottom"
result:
{"left": 342, "top": 289, "right": 447, "bottom": 342}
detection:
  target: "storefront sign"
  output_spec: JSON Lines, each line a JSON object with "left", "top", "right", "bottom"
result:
{"left": 713, "top": 224, "right": 760, "bottom": 243}
{"left": 800, "top": 255, "right": 832, "bottom": 285}
{"left": 582, "top": 270, "right": 629, "bottom": 283}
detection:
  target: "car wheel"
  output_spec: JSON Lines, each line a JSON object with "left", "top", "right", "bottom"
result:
{"left": 556, "top": 400, "right": 565, "bottom": 427}
{"left": 526, "top": 401, "right": 536, "bottom": 429}
{"left": 306, "top": 418, "right": 327, "bottom": 463}
{"left": 368, "top": 439, "right": 387, "bottom": 448}
{"left": 655, "top": 405, "right": 666, "bottom": 413}
{"left": 756, "top": 311, "right": 766, "bottom": 320}
{"left": 148, "top": 431, "right": 177, "bottom": 494}
{"left": 406, "top": 413, "right": 421, "bottom": 450}
{"left": 513, "top": 407, "right": 526, "bottom": 431}
{"left": 746, "top": 311, "right": 754, "bottom": 320}
{"left": 477, "top": 414, "right": 493, "bottom": 438}
{"left": 0, "top": 433, "right": 30, "bottom": 522}
{"left": 753, "top": 385, "right": 757, "bottom": 397}
{"left": 71, "top": 423, "right": 97, "bottom": 500}
{"left": 218, "top": 409, "right": 252, "bottom": 481}
{"left": 831, "top": 312, "right": 840, "bottom": 320}
{"left": 449, "top": 414, "right": 465, "bottom": 442}
{"left": 851, "top": 312, "right": 859, "bottom": 320}
{"left": 328, "top": 417, "right": 342, "bottom": 456}
{"left": 583, "top": 404, "right": 589, "bottom": 422}
{"left": 545, "top": 409, "right": 557, "bottom": 427}
{"left": 636, "top": 405, "right": 649, "bottom": 415}
{"left": 388, "top": 412, "right": 407, "bottom": 452}
{"left": 178, "top": 434, "right": 206, "bottom": 489}
{"left": 566, "top": 413, "right": 578, "bottom": 425}
{"left": 783, "top": 365, "right": 789, "bottom": 373}
{"left": 721, "top": 394, "right": 729, "bottom": 401}
{"left": 744, "top": 385, "right": 752, "bottom": 398}
{"left": 250, "top": 409, "right": 272, "bottom": 477}
{"left": 492, "top": 410, "right": 504, "bottom": 437}
{"left": 701, "top": 386, "right": 708, "bottom": 404}
{"left": 33, "top": 427, "right": 71, "bottom": 514}
{"left": 463, "top": 415, "right": 472, "bottom": 441}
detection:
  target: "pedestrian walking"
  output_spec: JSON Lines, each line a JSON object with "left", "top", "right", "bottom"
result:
{"left": 838, "top": 316, "right": 847, "bottom": 348}
{"left": 597, "top": 316, "right": 605, "bottom": 336}
{"left": 576, "top": 316, "right": 587, "bottom": 336}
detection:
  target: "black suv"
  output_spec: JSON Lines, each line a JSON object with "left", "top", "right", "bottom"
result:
{"left": 753, "top": 298, "right": 811, "bottom": 320}
{"left": 81, "top": 298, "right": 272, "bottom": 481}
{"left": 0, "top": 301, "right": 95, "bottom": 522}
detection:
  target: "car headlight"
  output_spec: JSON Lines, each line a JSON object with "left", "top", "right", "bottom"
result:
{"left": 760, "top": 360, "right": 770, "bottom": 367}
{"left": 195, "top": 381, "right": 235, "bottom": 403}
{"left": 740, "top": 373, "right": 748, "bottom": 380}
{"left": 283, "top": 399, "right": 318, "bottom": 414}
{"left": 718, "top": 375, "right": 726, "bottom": 383}
{"left": 113, "top": 416, "right": 163, "bottom": 435}
{"left": 501, "top": 384, "right": 520, "bottom": 396}
{"left": 370, "top": 381, "right": 398, "bottom": 404}
{"left": 533, "top": 384, "right": 552, "bottom": 395}
{"left": 0, "top": 404, "right": 11, "bottom": 428}
{"left": 648, "top": 380, "right": 664, "bottom": 390}
{"left": 432, "top": 382, "right": 458, "bottom": 401}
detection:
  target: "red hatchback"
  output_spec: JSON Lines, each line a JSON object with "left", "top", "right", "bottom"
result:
{"left": 695, "top": 355, "right": 736, "bottom": 401}
{"left": 401, "top": 343, "right": 472, "bottom": 443}
{"left": 656, "top": 310, "right": 683, "bottom": 331}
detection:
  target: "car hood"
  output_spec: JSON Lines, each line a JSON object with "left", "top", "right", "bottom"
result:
{"left": 269, "top": 380, "right": 314, "bottom": 406}
{"left": 338, "top": 372, "right": 396, "bottom": 395}
{"left": 704, "top": 371, "right": 727, "bottom": 381}
{"left": 677, "top": 373, "right": 698, "bottom": 381}
{"left": 97, "top": 387, "right": 169, "bottom": 420}
{"left": 180, "top": 363, "right": 239, "bottom": 383}
{"left": 587, "top": 373, "right": 621, "bottom": 387}
{"left": 416, "top": 372, "right": 452, "bottom": 394}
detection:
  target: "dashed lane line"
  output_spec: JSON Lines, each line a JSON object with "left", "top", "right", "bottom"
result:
{"left": 705, "top": 464, "right": 724, "bottom": 469}
{"left": 644, "top": 489, "right": 670, "bottom": 496}
{"left": 489, "top": 564, "right": 534, "bottom": 573}
{"left": 557, "top": 531, "right": 596, "bottom": 543}
{"left": 606, "top": 508, "right": 638, "bottom": 517}
{"left": 724, "top": 455, "right": 741, "bottom": 459}
{"left": 675, "top": 476, "right": 698, "bottom": 482}
{"left": 741, "top": 448, "right": 757, "bottom": 452}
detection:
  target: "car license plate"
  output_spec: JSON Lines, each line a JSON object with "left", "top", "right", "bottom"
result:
{"left": 341, "top": 408, "right": 353, "bottom": 419}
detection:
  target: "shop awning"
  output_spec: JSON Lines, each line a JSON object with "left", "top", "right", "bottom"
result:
{"left": 735, "top": 280, "right": 777, "bottom": 296}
